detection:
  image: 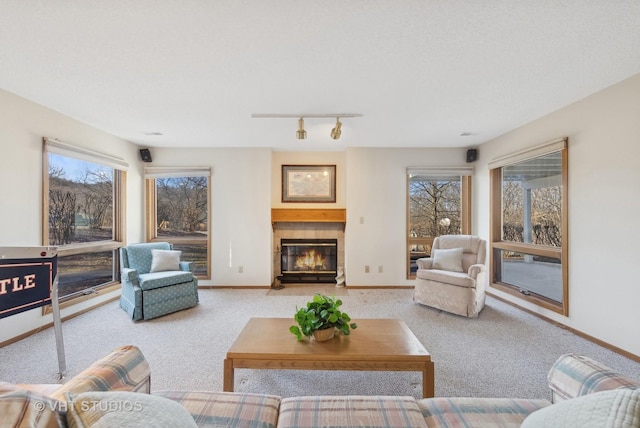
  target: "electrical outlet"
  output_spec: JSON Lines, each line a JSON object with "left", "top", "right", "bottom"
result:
{"left": 364, "top": 265, "right": 370, "bottom": 273}
{"left": 378, "top": 265, "right": 383, "bottom": 273}
{"left": 359, "top": 216, "right": 364, "bottom": 224}
{"left": 238, "top": 265, "right": 244, "bottom": 273}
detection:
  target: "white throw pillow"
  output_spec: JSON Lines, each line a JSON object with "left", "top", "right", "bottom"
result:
{"left": 149, "top": 249, "right": 181, "bottom": 272}
{"left": 66, "top": 391, "right": 198, "bottom": 428}
{"left": 432, "top": 247, "right": 464, "bottom": 272}
{"left": 521, "top": 388, "right": 640, "bottom": 428}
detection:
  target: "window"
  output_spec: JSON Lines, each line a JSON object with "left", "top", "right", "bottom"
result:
{"left": 489, "top": 138, "right": 568, "bottom": 315}
{"left": 407, "top": 167, "right": 472, "bottom": 279}
{"left": 43, "top": 138, "right": 127, "bottom": 301}
{"left": 145, "top": 167, "right": 210, "bottom": 278}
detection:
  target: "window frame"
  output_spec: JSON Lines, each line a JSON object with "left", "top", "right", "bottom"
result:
{"left": 406, "top": 167, "right": 472, "bottom": 279}
{"left": 144, "top": 167, "right": 211, "bottom": 280}
{"left": 42, "top": 138, "right": 126, "bottom": 306}
{"left": 489, "top": 138, "right": 569, "bottom": 315}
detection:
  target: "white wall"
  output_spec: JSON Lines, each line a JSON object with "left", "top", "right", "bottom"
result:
{"left": 475, "top": 73, "right": 640, "bottom": 356}
{"left": 0, "top": 88, "right": 144, "bottom": 343}
{"left": 149, "top": 148, "right": 272, "bottom": 286}
{"left": 345, "top": 147, "right": 468, "bottom": 286}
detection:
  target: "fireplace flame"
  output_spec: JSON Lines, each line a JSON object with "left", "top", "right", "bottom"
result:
{"left": 294, "top": 249, "right": 327, "bottom": 271}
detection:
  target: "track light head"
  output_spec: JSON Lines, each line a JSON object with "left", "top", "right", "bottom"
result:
{"left": 296, "top": 117, "right": 307, "bottom": 140}
{"left": 330, "top": 118, "right": 342, "bottom": 140}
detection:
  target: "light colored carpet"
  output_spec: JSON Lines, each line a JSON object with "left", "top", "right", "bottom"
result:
{"left": 266, "top": 283, "right": 349, "bottom": 296}
{"left": 1, "top": 289, "right": 638, "bottom": 400}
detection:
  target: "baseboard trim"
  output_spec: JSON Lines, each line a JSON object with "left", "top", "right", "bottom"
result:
{"left": 487, "top": 291, "right": 640, "bottom": 363}
{"left": 198, "top": 285, "right": 414, "bottom": 289}
{"left": 198, "top": 285, "right": 270, "bottom": 289}
{"left": 346, "top": 285, "right": 415, "bottom": 289}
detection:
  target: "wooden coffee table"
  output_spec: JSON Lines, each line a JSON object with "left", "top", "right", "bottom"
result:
{"left": 223, "top": 317, "right": 434, "bottom": 398}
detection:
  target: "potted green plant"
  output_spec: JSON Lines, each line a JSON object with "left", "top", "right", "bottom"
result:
{"left": 289, "top": 294, "right": 357, "bottom": 341}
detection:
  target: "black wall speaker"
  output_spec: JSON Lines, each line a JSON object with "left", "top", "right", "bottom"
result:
{"left": 139, "top": 148, "right": 152, "bottom": 163}
{"left": 466, "top": 148, "right": 478, "bottom": 163}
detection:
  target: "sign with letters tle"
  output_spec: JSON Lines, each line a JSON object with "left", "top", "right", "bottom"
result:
{"left": 0, "top": 248, "right": 57, "bottom": 319}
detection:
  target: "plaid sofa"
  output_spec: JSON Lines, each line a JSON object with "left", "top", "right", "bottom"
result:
{"left": 3, "top": 346, "right": 638, "bottom": 427}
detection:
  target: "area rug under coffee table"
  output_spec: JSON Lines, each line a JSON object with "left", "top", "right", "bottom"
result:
{"left": 224, "top": 317, "right": 434, "bottom": 398}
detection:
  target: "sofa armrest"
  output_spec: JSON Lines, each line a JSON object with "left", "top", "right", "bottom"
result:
{"left": 547, "top": 353, "right": 640, "bottom": 403}
{"left": 122, "top": 268, "right": 139, "bottom": 283}
{"left": 50, "top": 345, "right": 151, "bottom": 402}
{"left": 416, "top": 258, "right": 433, "bottom": 270}
{"left": 179, "top": 261, "right": 194, "bottom": 272}
{"left": 467, "top": 263, "right": 485, "bottom": 279}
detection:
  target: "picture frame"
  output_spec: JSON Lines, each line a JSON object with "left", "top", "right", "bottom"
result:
{"left": 282, "top": 165, "right": 336, "bottom": 203}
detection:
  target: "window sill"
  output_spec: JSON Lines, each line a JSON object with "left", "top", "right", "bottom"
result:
{"left": 490, "top": 282, "right": 567, "bottom": 315}
{"left": 42, "top": 282, "right": 120, "bottom": 315}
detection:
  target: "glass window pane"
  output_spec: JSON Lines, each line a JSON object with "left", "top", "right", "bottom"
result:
{"left": 57, "top": 251, "right": 114, "bottom": 298}
{"left": 156, "top": 177, "right": 208, "bottom": 238}
{"left": 502, "top": 152, "right": 562, "bottom": 246}
{"left": 170, "top": 242, "right": 207, "bottom": 277}
{"left": 494, "top": 249, "right": 562, "bottom": 303}
{"left": 408, "top": 174, "right": 465, "bottom": 279}
{"left": 409, "top": 175, "right": 462, "bottom": 238}
{"left": 153, "top": 176, "right": 209, "bottom": 278}
{"left": 409, "top": 243, "right": 431, "bottom": 275}
{"left": 48, "top": 153, "right": 114, "bottom": 246}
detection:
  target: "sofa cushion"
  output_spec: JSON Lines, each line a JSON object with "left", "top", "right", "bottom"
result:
{"left": 150, "top": 249, "right": 181, "bottom": 272}
{"left": 66, "top": 391, "right": 198, "bottom": 428}
{"left": 416, "top": 269, "right": 476, "bottom": 288}
{"left": 0, "top": 383, "right": 65, "bottom": 428}
{"left": 154, "top": 390, "right": 280, "bottom": 428}
{"left": 278, "top": 395, "right": 427, "bottom": 428}
{"left": 521, "top": 388, "right": 640, "bottom": 427}
{"left": 138, "top": 271, "right": 195, "bottom": 290}
{"left": 432, "top": 248, "right": 464, "bottom": 272}
{"left": 416, "top": 397, "right": 551, "bottom": 428}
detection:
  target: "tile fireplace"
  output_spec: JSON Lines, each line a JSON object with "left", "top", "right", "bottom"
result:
{"left": 280, "top": 238, "right": 337, "bottom": 283}
{"left": 272, "top": 209, "right": 346, "bottom": 285}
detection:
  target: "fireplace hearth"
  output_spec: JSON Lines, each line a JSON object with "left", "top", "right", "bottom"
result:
{"left": 280, "top": 238, "right": 337, "bottom": 283}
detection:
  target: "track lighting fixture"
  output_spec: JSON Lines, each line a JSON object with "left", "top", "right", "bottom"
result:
{"left": 251, "top": 113, "right": 362, "bottom": 140}
{"left": 296, "top": 118, "right": 307, "bottom": 140}
{"left": 330, "top": 118, "right": 342, "bottom": 140}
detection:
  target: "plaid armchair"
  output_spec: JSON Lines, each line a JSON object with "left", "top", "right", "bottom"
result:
{"left": 119, "top": 242, "right": 199, "bottom": 321}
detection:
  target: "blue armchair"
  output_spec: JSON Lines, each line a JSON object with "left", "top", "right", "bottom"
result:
{"left": 119, "top": 242, "right": 199, "bottom": 321}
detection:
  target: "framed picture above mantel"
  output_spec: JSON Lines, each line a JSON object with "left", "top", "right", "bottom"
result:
{"left": 282, "top": 165, "right": 336, "bottom": 203}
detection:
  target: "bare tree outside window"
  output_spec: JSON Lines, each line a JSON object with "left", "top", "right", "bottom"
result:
{"left": 502, "top": 176, "right": 562, "bottom": 247}
{"left": 157, "top": 177, "right": 208, "bottom": 236}
{"left": 409, "top": 177, "right": 462, "bottom": 239}
{"left": 407, "top": 174, "right": 469, "bottom": 278}
{"left": 46, "top": 153, "right": 120, "bottom": 298}
{"left": 48, "top": 157, "right": 113, "bottom": 246}
{"left": 79, "top": 170, "right": 113, "bottom": 231}
{"left": 153, "top": 176, "right": 209, "bottom": 277}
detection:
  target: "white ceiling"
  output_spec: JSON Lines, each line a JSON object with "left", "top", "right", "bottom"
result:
{"left": 1, "top": 1, "right": 639, "bottom": 151}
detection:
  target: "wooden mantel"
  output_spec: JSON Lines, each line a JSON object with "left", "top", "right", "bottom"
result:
{"left": 271, "top": 208, "right": 346, "bottom": 227}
